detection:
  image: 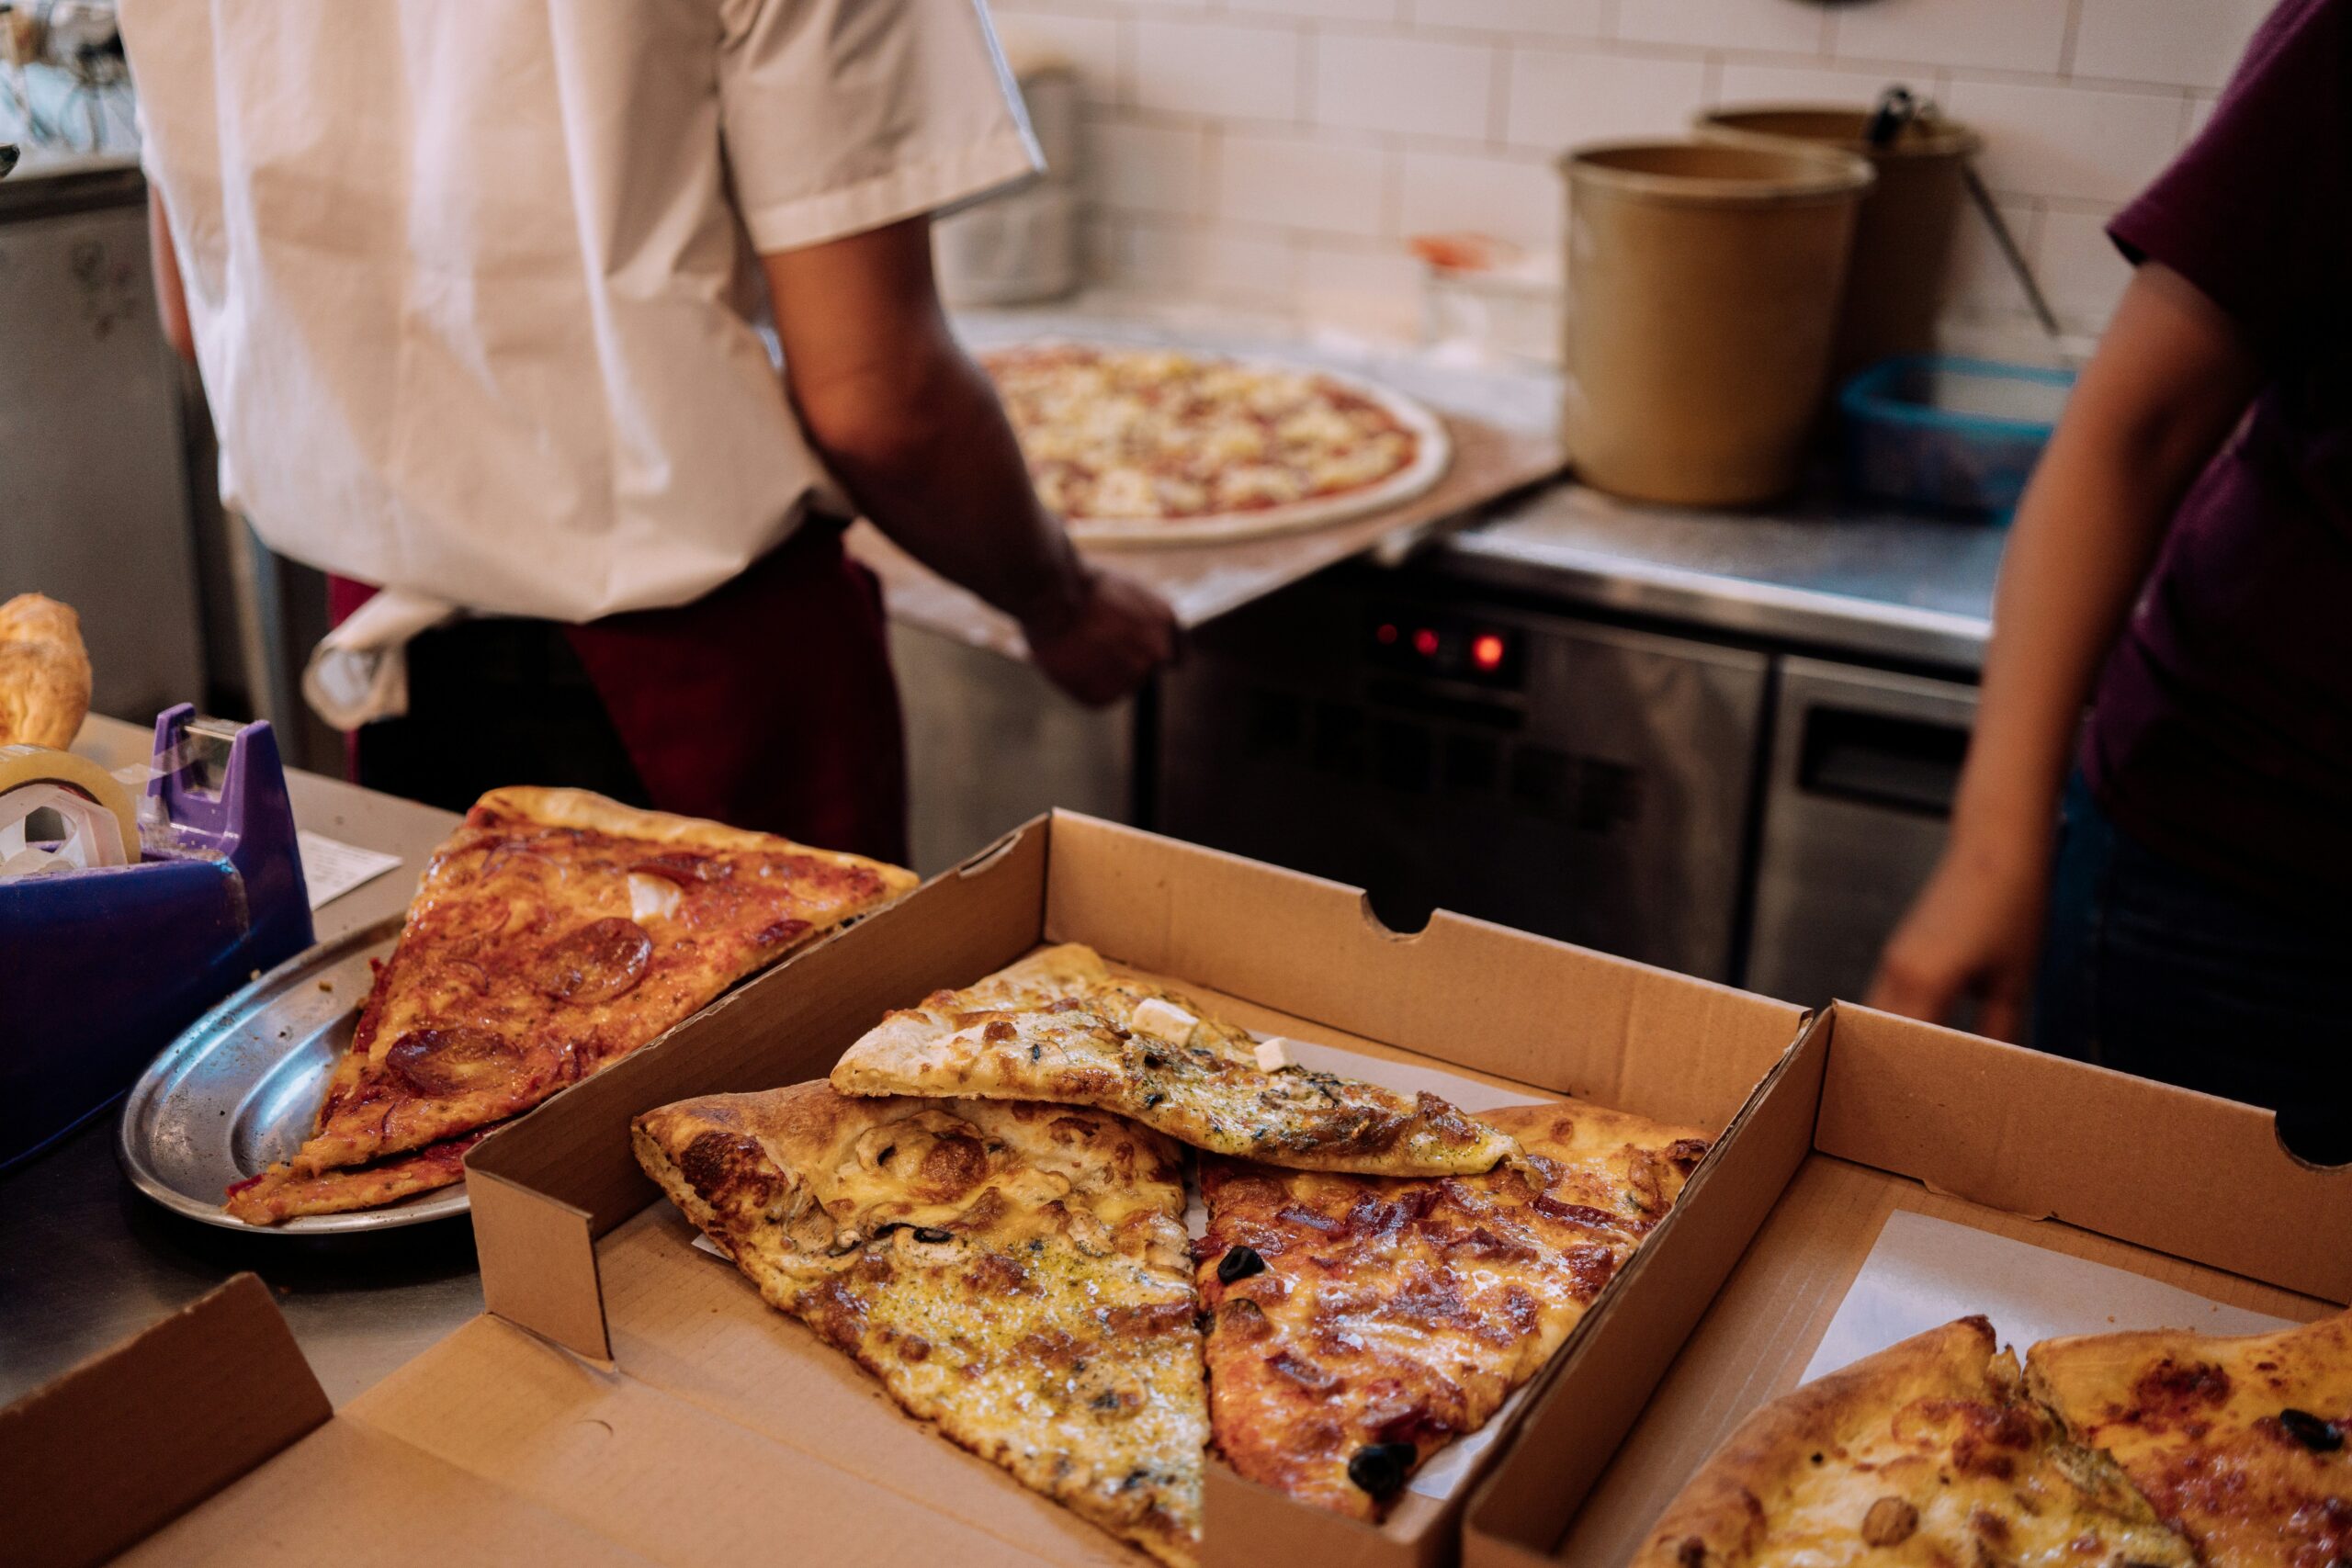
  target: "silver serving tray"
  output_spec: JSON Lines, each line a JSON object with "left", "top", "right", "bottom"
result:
{"left": 118, "top": 914, "right": 470, "bottom": 1234}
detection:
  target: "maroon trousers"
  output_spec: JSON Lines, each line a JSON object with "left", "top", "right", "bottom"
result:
{"left": 329, "top": 522, "right": 910, "bottom": 866}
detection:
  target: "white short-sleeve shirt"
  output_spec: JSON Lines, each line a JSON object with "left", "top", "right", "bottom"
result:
{"left": 120, "top": 0, "right": 1039, "bottom": 622}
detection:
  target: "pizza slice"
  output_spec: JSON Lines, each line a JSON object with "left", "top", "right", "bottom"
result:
{"left": 831, "top": 943, "right": 1519, "bottom": 1177}
{"left": 1632, "top": 1317, "right": 2199, "bottom": 1568}
{"left": 222, "top": 1128, "right": 491, "bottom": 1224}
{"left": 1195, "top": 1099, "right": 1711, "bottom": 1519}
{"left": 2028, "top": 1309, "right": 2352, "bottom": 1568}
{"left": 224, "top": 787, "right": 912, "bottom": 1224}
{"left": 631, "top": 1083, "right": 1205, "bottom": 1568}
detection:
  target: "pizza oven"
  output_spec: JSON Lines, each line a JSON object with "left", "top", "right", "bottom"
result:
{"left": 1154, "top": 559, "right": 1769, "bottom": 982}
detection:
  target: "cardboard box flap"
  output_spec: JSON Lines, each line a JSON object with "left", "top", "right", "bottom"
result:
{"left": 348, "top": 1315, "right": 1092, "bottom": 1568}
{"left": 467, "top": 818, "right": 1054, "bottom": 1359}
{"left": 0, "top": 1272, "right": 331, "bottom": 1568}
{"left": 1817, "top": 1005, "right": 2352, "bottom": 1304}
{"left": 1042, "top": 813, "right": 1805, "bottom": 1130}
{"left": 116, "top": 1416, "right": 658, "bottom": 1568}
{"left": 1464, "top": 1011, "right": 1832, "bottom": 1563}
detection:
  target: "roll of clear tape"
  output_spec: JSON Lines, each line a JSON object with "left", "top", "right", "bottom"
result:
{"left": 0, "top": 744, "right": 141, "bottom": 880}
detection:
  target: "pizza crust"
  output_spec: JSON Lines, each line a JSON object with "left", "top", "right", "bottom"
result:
{"left": 831, "top": 943, "right": 1521, "bottom": 1176}
{"left": 475, "top": 786, "right": 917, "bottom": 893}
{"left": 1635, "top": 1318, "right": 2005, "bottom": 1565}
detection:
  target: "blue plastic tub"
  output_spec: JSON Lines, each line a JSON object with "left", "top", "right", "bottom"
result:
{"left": 1838, "top": 355, "right": 2075, "bottom": 519}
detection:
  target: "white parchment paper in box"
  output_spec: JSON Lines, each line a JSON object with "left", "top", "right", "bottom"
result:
{"left": 691, "top": 1033, "right": 1564, "bottom": 1506}
{"left": 1801, "top": 1210, "right": 2295, "bottom": 1383}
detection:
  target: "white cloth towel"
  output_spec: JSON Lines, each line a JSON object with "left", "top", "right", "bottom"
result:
{"left": 300, "top": 589, "right": 462, "bottom": 731}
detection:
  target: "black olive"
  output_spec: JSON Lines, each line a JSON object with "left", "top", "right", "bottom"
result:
{"left": 1143, "top": 1091, "right": 1166, "bottom": 1109}
{"left": 870, "top": 1222, "right": 906, "bottom": 1238}
{"left": 1347, "top": 1442, "right": 1415, "bottom": 1498}
{"left": 1144, "top": 1052, "right": 1167, "bottom": 1069}
{"left": 2279, "top": 1409, "right": 2344, "bottom": 1452}
{"left": 1029, "top": 1043, "right": 1041, "bottom": 1062}
{"left": 912, "top": 1226, "right": 955, "bottom": 1244}
{"left": 1217, "top": 1245, "right": 1266, "bottom": 1284}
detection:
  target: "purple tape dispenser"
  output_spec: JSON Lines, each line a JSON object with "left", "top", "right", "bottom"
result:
{"left": 0, "top": 705, "right": 314, "bottom": 1169}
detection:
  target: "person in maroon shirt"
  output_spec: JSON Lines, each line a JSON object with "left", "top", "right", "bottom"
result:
{"left": 1871, "top": 0, "right": 2349, "bottom": 1152}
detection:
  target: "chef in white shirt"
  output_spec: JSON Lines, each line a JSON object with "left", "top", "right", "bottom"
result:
{"left": 123, "top": 0, "right": 1174, "bottom": 863}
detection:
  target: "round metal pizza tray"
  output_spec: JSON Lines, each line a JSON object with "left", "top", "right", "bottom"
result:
{"left": 118, "top": 913, "right": 472, "bottom": 1235}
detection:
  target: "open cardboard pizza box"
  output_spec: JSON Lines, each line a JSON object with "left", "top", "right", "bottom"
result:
{"left": 4, "top": 812, "right": 1814, "bottom": 1568}
{"left": 1461, "top": 1001, "right": 2352, "bottom": 1567}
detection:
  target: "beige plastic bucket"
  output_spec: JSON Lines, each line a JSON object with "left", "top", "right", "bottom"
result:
{"left": 1560, "top": 141, "right": 1872, "bottom": 507}
{"left": 1697, "top": 104, "right": 1982, "bottom": 380}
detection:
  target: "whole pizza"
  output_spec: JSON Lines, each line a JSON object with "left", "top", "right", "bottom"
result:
{"left": 980, "top": 342, "right": 1452, "bottom": 547}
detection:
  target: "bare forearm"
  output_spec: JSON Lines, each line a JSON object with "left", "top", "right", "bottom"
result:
{"left": 806, "top": 339, "right": 1089, "bottom": 634}
{"left": 1951, "top": 423, "right": 2186, "bottom": 851}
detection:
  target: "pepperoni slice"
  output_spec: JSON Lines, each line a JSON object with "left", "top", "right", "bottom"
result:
{"left": 384, "top": 1027, "right": 526, "bottom": 1096}
{"left": 630, "top": 852, "right": 730, "bottom": 886}
{"left": 533, "top": 917, "right": 653, "bottom": 1005}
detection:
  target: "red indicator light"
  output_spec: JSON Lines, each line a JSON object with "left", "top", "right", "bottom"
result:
{"left": 1375, "top": 622, "right": 1399, "bottom": 645}
{"left": 1411, "top": 627, "right": 1441, "bottom": 658}
{"left": 1471, "top": 633, "right": 1506, "bottom": 671}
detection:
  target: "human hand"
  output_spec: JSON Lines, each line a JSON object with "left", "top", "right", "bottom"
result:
{"left": 1023, "top": 568, "right": 1179, "bottom": 707}
{"left": 1865, "top": 837, "right": 2050, "bottom": 1041}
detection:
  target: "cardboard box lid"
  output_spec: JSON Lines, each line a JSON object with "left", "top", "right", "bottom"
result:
{"left": 1464, "top": 1000, "right": 2352, "bottom": 1568}
{"left": 0, "top": 1273, "right": 331, "bottom": 1568}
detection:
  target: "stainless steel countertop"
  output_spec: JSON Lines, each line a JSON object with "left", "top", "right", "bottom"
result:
{"left": 0, "top": 716, "right": 467, "bottom": 1409}
{"left": 1434, "top": 482, "right": 2005, "bottom": 671}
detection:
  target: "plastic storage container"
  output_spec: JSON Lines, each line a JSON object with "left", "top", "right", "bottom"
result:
{"left": 1838, "top": 355, "right": 2075, "bottom": 518}
{"left": 1559, "top": 141, "right": 1874, "bottom": 507}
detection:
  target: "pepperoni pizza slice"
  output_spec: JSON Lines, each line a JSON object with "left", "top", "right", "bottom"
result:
{"left": 224, "top": 788, "right": 912, "bottom": 1224}
{"left": 2027, "top": 1309, "right": 2352, "bottom": 1568}
{"left": 633, "top": 1083, "right": 1207, "bottom": 1568}
{"left": 1194, "top": 1098, "right": 1711, "bottom": 1519}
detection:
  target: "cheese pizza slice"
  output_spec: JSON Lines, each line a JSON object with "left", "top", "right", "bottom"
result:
{"left": 1196, "top": 1098, "right": 1711, "bottom": 1519}
{"left": 2028, "top": 1309, "right": 2352, "bottom": 1568}
{"left": 831, "top": 943, "right": 1518, "bottom": 1177}
{"left": 225, "top": 788, "right": 911, "bottom": 1224}
{"left": 632, "top": 1082, "right": 1206, "bottom": 1568}
{"left": 1633, "top": 1317, "right": 2199, "bottom": 1568}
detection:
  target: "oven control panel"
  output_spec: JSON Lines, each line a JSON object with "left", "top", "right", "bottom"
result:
{"left": 1366, "top": 608, "right": 1522, "bottom": 689}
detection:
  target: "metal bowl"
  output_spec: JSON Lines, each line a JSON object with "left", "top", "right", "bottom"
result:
{"left": 118, "top": 915, "right": 470, "bottom": 1234}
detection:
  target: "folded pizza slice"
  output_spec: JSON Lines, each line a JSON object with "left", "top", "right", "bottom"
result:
{"left": 1633, "top": 1316, "right": 2198, "bottom": 1568}
{"left": 224, "top": 1127, "right": 492, "bottom": 1224}
{"left": 226, "top": 787, "right": 912, "bottom": 1224}
{"left": 2028, "top": 1308, "right": 2352, "bottom": 1568}
{"left": 1195, "top": 1098, "right": 1711, "bottom": 1519}
{"left": 632, "top": 1082, "right": 1207, "bottom": 1568}
{"left": 831, "top": 943, "right": 1519, "bottom": 1177}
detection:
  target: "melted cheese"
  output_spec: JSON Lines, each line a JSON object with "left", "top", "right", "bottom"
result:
{"left": 2029, "top": 1311, "right": 2352, "bottom": 1568}
{"left": 1196, "top": 1099, "right": 1709, "bottom": 1520}
{"left": 634, "top": 1088, "right": 1204, "bottom": 1568}
{"left": 981, "top": 344, "right": 1419, "bottom": 525}
{"left": 831, "top": 950, "right": 1521, "bottom": 1176}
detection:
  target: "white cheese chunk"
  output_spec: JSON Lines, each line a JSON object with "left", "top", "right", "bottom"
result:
{"left": 628, "top": 872, "right": 682, "bottom": 923}
{"left": 1253, "top": 1037, "right": 1297, "bottom": 1073}
{"left": 1130, "top": 997, "right": 1198, "bottom": 1042}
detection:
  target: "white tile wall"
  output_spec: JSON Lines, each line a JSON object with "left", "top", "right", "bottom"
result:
{"left": 1313, "top": 32, "right": 1498, "bottom": 140}
{"left": 2071, "top": 0, "right": 2267, "bottom": 90}
{"left": 1219, "top": 130, "right": 1391, "bottom": 236}
{"left": 987, "top": 0, "right": 2253, "bottom": 339}
{"left": 1507, "top": 49, "right": 1713, "bottom": 149}
{"left": 1829, "top": 0, "right": 2070, "bottom": 76}
{"left": 1131, "top": 17, "right": 1303, "bottom": 119}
